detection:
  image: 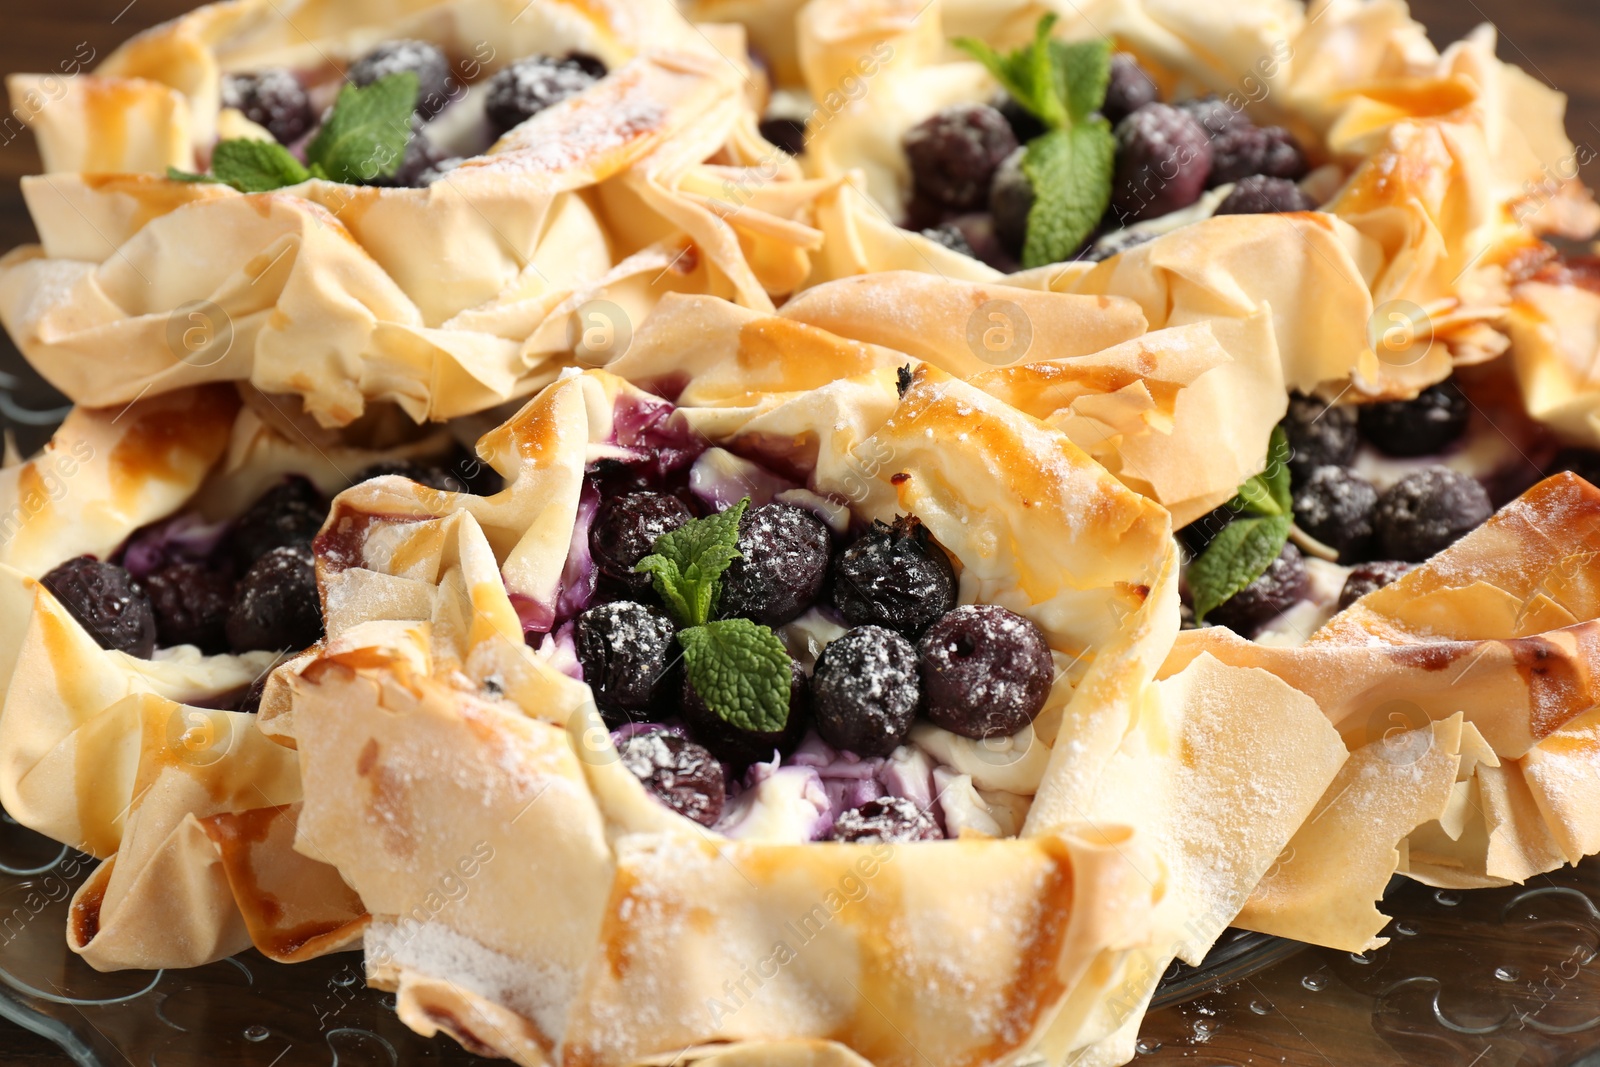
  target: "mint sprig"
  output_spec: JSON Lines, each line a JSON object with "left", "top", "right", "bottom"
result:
{"left": 167, "top": 71, "right": 419, "bottom": 193}
{"left": 1188, "top": 427, "right": 1294, "bottom": 623}
{"left": 957, "top": 17, "right": 1115, "bottom": 267}
{"left": 633, "top": 497, "right": 792, "bottom": 735}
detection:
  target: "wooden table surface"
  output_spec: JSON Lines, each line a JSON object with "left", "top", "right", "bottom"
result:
{"left": 0, "top": 1, "right": 1597, "bottom": 1064}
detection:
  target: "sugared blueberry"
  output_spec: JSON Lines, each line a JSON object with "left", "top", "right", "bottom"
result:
{"left": 1281, "top": 393, "right": 1359, "bottom": 485}
{"left": 1372, "top": 467, "right": 1492, "bottom": 562}
{"left": 902, "top": 104, "right": 1019, "bottom": 213}
{"left": 145, "top": 562, "right": 235, "bottom": 653}
{"left": 683, "top": 657, "right": 808, "bottom": 770}
{"left": 1103, "top": 53, "right": 1158, "bottom": 125}
{"left": 353, "top": 460, "right": 465, "bottom": 493}
{"left": 484, "top": 55, "right": 600, "bottom": 136}
{"left": 618, "top": 730, "right": 724, "bottom": 827}
{"left": 995, "top": 93, "right": 1044, "bottom": 143}
{"left": 1209, "top": 124, "right": 1308, "bottom": 187}
{"left": 231, "top": 477, "right": 328, "bottom": 571}
{"left": 719, "top": 503, "right": 831, "bottom": 627}
{"left": 221, "top": 70, "right": 313, "bottom": 145}
{"left": 575, "top": 601, "right": 679, "bottom": 725}
{"left": 760, "top": 117, "right": 808, "bottom": 155}
{"left": 917, "top": 604, "right": 1053, "bottom": 739}
{"left": 810, "top": 626, "right": 920, "bottom": 758}
{"left": 226, "top": 545, "right": 324, "bottom": 653}
{"left": 990, "top": 146, "right": 1034, "bottom": 255}
{"left": 1358, "top": 381, "right": 1470, "bottom": 457}
{"left": 1175, "top": 96, "right": 1240, "bottom": 138}
{"left": 1207, "top": 543, "right": 1309, "bottom": 636}
{"left": 1112, "top": 102, "right": 1213, "bottom": 222}
{"left": 590, "top": 491, "right": 693, "bottom": 595}
{"left": 1214, "top": 175, "right": 1316, "bottom": 215}
{"left": 360, "top": 118, "right": 447, "bottom": 187}
{"left": 1337, "top": 560, "right": 1413, "bottom": 610}
{"left": 921, "top": 222, "right": 977, "bottom": 258}
{"left": 41, "top": 556, "right": 156, "bottom": 658}
{"left": 348, "top": 39, "right": 454, "bottom": 119}
{"left": 829, "top": 515, "right": 957, "bottom": 637}
{"left": 1292, "top": 466, "right": 1378, "bottom": 562}
{"left": 830, "top": 796, "right": 941, "bottom": 843}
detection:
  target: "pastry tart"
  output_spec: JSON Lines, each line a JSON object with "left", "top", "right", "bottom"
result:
{"left": 0, "top": 383, "right": 485, "bottom": 969}
{"left": 281, "top": 290, "right": 1348, "bottom": 1064}
{"left": 0, "top": 0, "right": 831, "bottom": 427}
{"left": 790, "top": 0, "right": 1599, "bottom": 399}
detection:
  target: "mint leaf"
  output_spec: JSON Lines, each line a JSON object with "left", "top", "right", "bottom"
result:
{"left": 166, "top": 167, "right": 223, "bottom": 184}
{"left": 678, "top": 618, "right": 793, "bottom": 734}
{"left": 1189, "top": 514, "right": 1292, "bottom": 623}
{"left": 1052, "top": 39, "right": 1111, "bottom": 124}
{"left": 955, "top": 15, "right": 1065, "bottom": 129}
{"left": 305, "top": 72, "right": 419, "bottom": 185}
{"left": 1020, "top": 122, "right": 1114, "bottom": 268}
{"left": 1225, "top": 426, "right": 1294, "bottom": 518}
{"left": 209, "top": 139, "right": 311, "bottom": 192}
{"left": 634, "top": 498, "right": 748, "bottom": 628}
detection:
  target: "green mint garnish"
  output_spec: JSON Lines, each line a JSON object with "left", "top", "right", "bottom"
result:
{"left": 1188, "top": 426, "right": 1294, "bottom": 623}
{"left": 957, "top": 16, "right": 1115, "bottom": 268}
{"left": 633, "top": 496, "right": 791, "bottom": 733}
{"left": 678, "top": 618, "right": 794, "bottom": 734}
{"left": 635, "top": 498, "right": 748, "bottom": 628}
{"left": 170, "top": 71, "right": 419, "bottom": 193}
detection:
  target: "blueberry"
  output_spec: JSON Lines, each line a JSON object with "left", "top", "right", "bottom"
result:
{"left": 41, "top": 556, "right": 156, "bottom": 658}
{"left": 683, "top": 657, "right": 808, "bottom": 770}
{"left": 221, "top": 70, "right": 312, "bottom": 145}
{"left": 1358, "top": 381, "right": 1471, "bottom": 457}
{"left": 1545, "top": 448, "right": 1600, "bottom": 487}
{"left": 484, "top": 55, "right": 599, "bottom": 137}
{"left": 231, "top": 477, "right": 328, "bottom": 572}
{"left": 563, "top": 53, "right": 609, "bottom": 80}
{"left": 226, "top": 545, "right": 324, "bottom": 653}
{"left": 921, "top": 222, "right": 976, "bottom": 258}
{"left": 829, "top": 796, "right": 941, "bottom": 843}
{"left": 829, "top": 515, "right": 957, "bottom": 637}
{"left": 359, "top": 117, "right": 447, "bottom": 187}
{"left": 1214, "top": 175, "right": 1316, "bottom": 215}
{"left": 902, "top": 104, "right": 1019, "bottom": 213}
{"left": 989, "top": 146, "right": 1033, "bottom": 255}
{"left": 1175, "top": 96, "right": 1242, "bottom": 138}
{"left": 760, "top": 117, "right": 808, "bottom": 155}
{"left": 353, "top": 460, "right": 464, "bottom": 493}
{"left": 348, "top": 40, "right": 454, "bottom": 119}
{"left": 1292, "top": 466, "right": 1377, "bottom": 562}
{"left": 810, "top": 626, "right": 919, "bottom": 757}
{"left": 575, "top": 602, "right": 679, "bottom": 726}
{"left": 415, "top": 156, "right": 465, "bottom": 188}
{"left": 1209, "top": 124, "right": 1309, "bottom": 187}
{"left": 995, "top": 94, "right": 1044, "bottom": 143}
{"left": 1083, "top": 228, "right": 1158, "bottom": 262}
{"left": 145, "top": 562, "right": 235, "bottom": 653}
{"left": 617, "top": 730, "right": 724, "bottom": 827}
{"left": 236, "top": 671, "right": 269, "bottom": 715}
{"left": 590, "top": 492, "right": 693, "bottom": 595}
{"left": 1281, "top": 393, "right": 1359, "bottom": 485}
{"left": 1112, "top": 103, "right": 1213, "bottom": 222}
{"left": 1103, "top": 53, "right": 1158, "bottom": 125}
{"left": 1337, "top": 560, "right": 1413, "bottom": 610}
{"left": 1206, "top": 544, "right": 1309, "bottom": 636}
{"left": 917, "top": 604, "right": 1053, "bottom": 739}
{"left": 1373, "top": 467, "right": 1492, "bottom": 562}
{"left": 719, "top": 503, "right": 832, "bottom": 627}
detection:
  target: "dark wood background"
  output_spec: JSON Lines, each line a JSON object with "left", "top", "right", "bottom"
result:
{"left": 0, "top": 0, "right": 1596, "bottom": 1063}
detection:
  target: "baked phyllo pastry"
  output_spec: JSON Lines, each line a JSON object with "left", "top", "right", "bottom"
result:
{"left": 0, "top": 383, "right": 492, "bottom": 969}
{"left": 279, "top": 289, "right": 1349, "bottom": 1063}
{"left": 0, "top": 0, "right": 830, "bottom": 427}
{"left": 789, "top": 0, "right": 1598, "bottom": 399}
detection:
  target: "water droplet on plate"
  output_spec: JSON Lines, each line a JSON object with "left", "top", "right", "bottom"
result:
{"left": 333, "top": 970, "right": 361, "bottom": 988}
{"left": 1250, "top": 999, "right": 1273, "bottom": 1015}
{"left": 1495, "top": 967, "right": 1521, "bottom": 982}
{"left": 243, "top": 1025, "right": 270, "bottom": 1042}
{"left": 1348, "top": 951, "right": 1372, "bottom": 965}
{"left": 1434, "top": 890, "right": 1461, "bottom": 907}
{"left": 1394, "top": 921, "right": 1419, "bottom": 936}
{"left": 1193, "top": 1019, "right": 1216, "bottom": 1039}
{"left": 1302, "top": 973, "right": 1328, "bottom": 991}
{"left": 1135, "top": 1038, "right": 1162, "bottom": 1054}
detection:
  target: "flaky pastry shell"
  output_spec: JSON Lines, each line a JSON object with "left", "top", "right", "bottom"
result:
{"left": 280, "top": 288, "right": 1347, "bottom": 1064}
{"left": 0, "top": 385, "right": 477, "bottom": 970}
{"left": 795, "top": 0, "right": 1599, "bottom": 400}
{"left": 1167, "top": 472, "right": 1600, "bottom": 952}
{"left": 0, "top": 0, "right": 833, "bottom": 427}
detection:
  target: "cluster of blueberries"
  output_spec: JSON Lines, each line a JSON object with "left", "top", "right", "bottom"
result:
{"left": 38, "top": 456, "right": 491, "bottom": 712}
{"left": 576, "top": 488, "right": 1056, "bottom": 835}
{"left": 220, "top": 39, "right": 609, "bottom": 187}
{"left": 891, "top": 52, "right": 1315, "bottom": 267}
